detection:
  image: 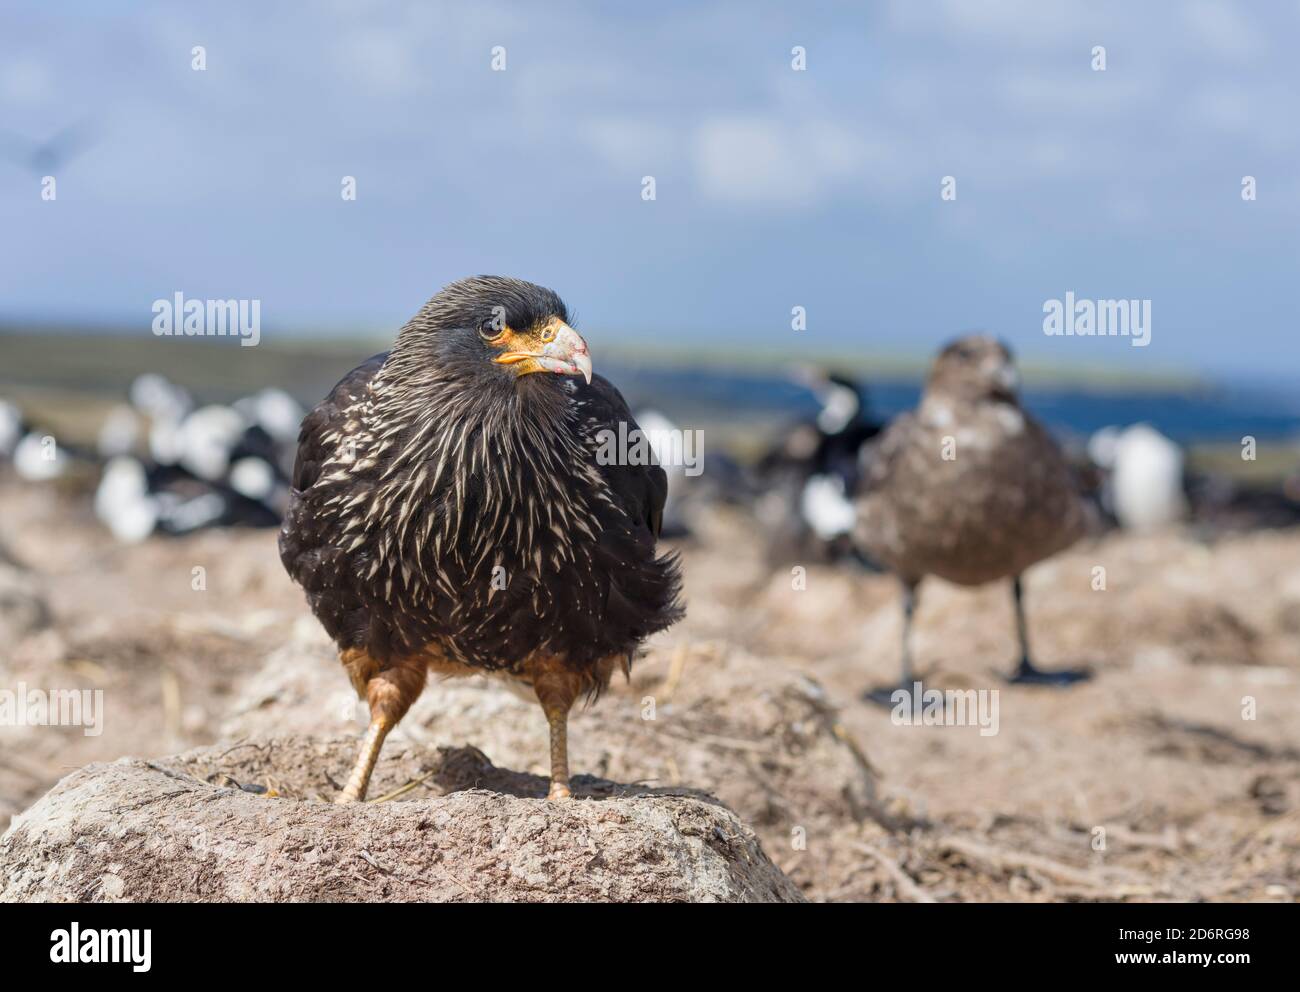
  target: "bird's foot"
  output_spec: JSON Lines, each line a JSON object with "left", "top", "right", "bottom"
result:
{"left": 333, "top": 788, "right": 364, "bottom": 805}
{"left": 861, "top": 681, "right": 925, "bottom": 708}
{"left": 1006, "top": 660, "right": 1091, "bottom": 687}
{"left": 547, "top": 781, "right": 572, "bottom": 801}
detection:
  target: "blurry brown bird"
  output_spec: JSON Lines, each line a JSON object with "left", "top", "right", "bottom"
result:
{"left": 279, "top": 277, "right": 682, "bottom": 801}
{"left": 854, "top": 335, "right": 1091, "bottom": 702}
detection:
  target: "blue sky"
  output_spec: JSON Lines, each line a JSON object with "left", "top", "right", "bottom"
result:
{"left": 2, "top": 1, "right": 1297, "bottom": 378}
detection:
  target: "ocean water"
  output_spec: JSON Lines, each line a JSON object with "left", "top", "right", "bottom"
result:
{"left": 604, "top": 363, "right": 1300, "bottom": 446}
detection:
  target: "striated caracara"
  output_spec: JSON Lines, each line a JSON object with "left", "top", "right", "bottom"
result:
{"left": 279, "top": 276, "right": 683, "bottom": 801}
{"left": 853, "top": 335, "right": 1091, "bottom": 703}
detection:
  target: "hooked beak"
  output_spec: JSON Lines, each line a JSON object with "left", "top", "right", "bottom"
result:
{"left": 494, "top": 319, "right": 593, "bottom": 385}
{"left": 988, "top": 360, "right": 1019, "bottom": 397}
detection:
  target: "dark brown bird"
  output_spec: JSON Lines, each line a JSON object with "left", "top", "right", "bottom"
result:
{"left": 279, "top": 276, "right": 682, "bottom": 801}
{"left": 854, "top": 335, "right": 1090, "bottom": 702}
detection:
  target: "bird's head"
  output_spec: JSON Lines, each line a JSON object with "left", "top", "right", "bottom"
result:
{"left": 399, "top": 276, "right": 592, "bottom": 386}
{"left": 927, "top": 334, "right": 1020, "bottom": 404}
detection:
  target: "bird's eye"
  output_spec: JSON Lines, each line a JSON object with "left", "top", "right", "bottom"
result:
{"left": 479, "top": 321, "right": 505, "bottom": 342}
{"left": 539, "top": 322, "right": 558, "bottom": 344}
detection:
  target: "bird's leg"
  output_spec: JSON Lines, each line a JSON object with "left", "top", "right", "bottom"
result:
{"left": 544, "top": 705, "right": 572, "bottom": 801}
{"left": 1011, "top": 575, "right": 1031, "bottom": 677}
{"left": 533, "top": 673, "right": 579, "bottom": 801}
{"left": 335, "top": 652, "right": 427, "bottom": 804}
{"left": 336, "top": 715, "right": 392, "bottom": 804}
{"left": 899, "top": 580, "right": 917, "bottom": 686}
{"left": 863, "top": 578, "right": 920, "bottom": 706}
{"left": 1006, "top": 575, "right": 1091, "bottom": 686}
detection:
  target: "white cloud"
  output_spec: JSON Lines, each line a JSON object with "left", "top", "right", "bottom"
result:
{"left": 692, "top": 116, "right": 890, "bottom": 208}
{"left": 694, "top": 117, "right": 811, "bottom": 206}
{"left": 581, "top": 117, "right": 680, "bottom": 174}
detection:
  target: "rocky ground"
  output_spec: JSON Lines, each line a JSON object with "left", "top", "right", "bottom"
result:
{"left": 1, "top": 739, "right": 802, "bottom": 903}
{"left": 1, "top": 478, "right": 1298, "bottom": 901}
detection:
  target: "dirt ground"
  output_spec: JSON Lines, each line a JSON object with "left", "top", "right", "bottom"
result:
{"left": 1, "top": 476, "right": 1297, "bottom": 902}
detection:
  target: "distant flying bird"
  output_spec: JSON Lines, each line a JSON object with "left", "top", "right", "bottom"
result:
{"left": 279, "top": 276, "right": 682, "bottom": 802}
{"left": 854, "top": 336, "right": 1090, "bottom": 702}
{"left": 0, "top": 120, "right": 98, "bottom": 175}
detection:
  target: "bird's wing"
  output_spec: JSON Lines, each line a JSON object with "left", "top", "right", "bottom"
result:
{"left": 576, "top": 374, "right": 668, "bottom": 538}
{"left": 569, "top": 374, "right": 682, "bottom": 651}
{"left": 289, "top": 353, "right": 388, "bottom": 492}
{"left": 857, "top": 410, "right": 919, "bottom": 496}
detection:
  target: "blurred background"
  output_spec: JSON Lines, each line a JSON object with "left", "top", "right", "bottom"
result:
{"left": 2, "top": 2, "right": 1299, "bottom": 901}
{"left": 3, "top": 2, "right": 1299, "bottom": 434}
{"left": 4, "top": 0, "right": 1299, "bottom": 545}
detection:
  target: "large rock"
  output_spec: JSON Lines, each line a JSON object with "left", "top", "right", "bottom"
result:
{"left": 222, "top": 624, "right": 885, "bottom": 900}
{"left": 0, "top": 736, "right": 804, "bottom": 903}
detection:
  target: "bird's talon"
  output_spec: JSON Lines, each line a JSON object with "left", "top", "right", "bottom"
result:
{"left": 861, "top": 683, "right": 919, "bottom": 707}
{"left": 1006, "top": 663, "right": 1092, "bottom": 687}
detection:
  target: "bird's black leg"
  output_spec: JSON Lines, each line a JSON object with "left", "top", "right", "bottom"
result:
{"left": 1006, "top": 576, "right": 1091, "bottom": 686}
{"left": 900, "top": 580, "right": 917, "bottom": 686}
{"left": 863, "top": 579, "right": 921, "bottom": 706}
